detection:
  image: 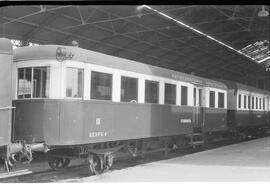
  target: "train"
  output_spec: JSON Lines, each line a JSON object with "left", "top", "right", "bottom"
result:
{"left": 0, "top": 38, "right": 270, "bottom": 174}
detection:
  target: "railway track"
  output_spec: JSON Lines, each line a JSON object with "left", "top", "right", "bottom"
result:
{"left": 0, "top": 136, "right": 266, "bottom": 182}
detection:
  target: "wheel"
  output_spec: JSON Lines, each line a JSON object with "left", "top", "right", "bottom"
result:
{"left": 203, "top": 136, "right": 210, "bottom": 148}
{"left": 48, "top": 155, "right": 70, "bottom": 170}
{"left": 103, "top": 154, "right": 114, "bottom": 172}
{"left": 238, "top": 132, "right": 247, "bottom": 141}
{"left": 87, "top": 153, "right": 103, "bottom": 175}
{"left": 61, "top": 158, "right": 70, "bottom": 168}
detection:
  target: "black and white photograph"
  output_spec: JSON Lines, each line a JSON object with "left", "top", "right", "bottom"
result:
{"left": 0, "top": 1, "right": 270, "bottom": 182}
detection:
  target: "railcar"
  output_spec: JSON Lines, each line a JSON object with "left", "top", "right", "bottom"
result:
{"left": 11, "top": 44, "right": 230, "bottom": 174}
{"left": 2, "top": 39, "right": 269, "bottom": 174}
{"left": 221, "top": 80, "right": 270, "bottom": 139}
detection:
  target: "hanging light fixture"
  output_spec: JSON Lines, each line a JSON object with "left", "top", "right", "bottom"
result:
{"left": 258, "top": 5, "right": 269, "bottom": 17}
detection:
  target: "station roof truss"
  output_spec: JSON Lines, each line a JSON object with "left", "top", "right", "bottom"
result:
{"left": 0, "top": 5, "right": 269, "bottom": 81}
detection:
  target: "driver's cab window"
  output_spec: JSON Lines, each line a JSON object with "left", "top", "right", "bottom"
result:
{"left": 121, "top": 76, "right": 138, "bottom": 102}
{"left": 66, "top": 67, "right": 84, "bottom": 98}
{"left": 17, "top": 67, "right": 50, "bottom": 99}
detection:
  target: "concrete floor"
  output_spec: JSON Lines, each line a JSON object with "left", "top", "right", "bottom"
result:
{"left": 62, "top": 137, "right": 270, "bottom": 182}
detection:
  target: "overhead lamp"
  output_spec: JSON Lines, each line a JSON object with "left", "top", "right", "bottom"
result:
{"left": 258, "top": 5, "right": 269, "bottom": 17}
{"left": 136, "top": 5, "right": 144, "bottom": 11}
{"left": 136, "top": 5, "right": 144, "bottom": 18}
{"left": 40, "top": 5, "right": 46, "bottom": 13}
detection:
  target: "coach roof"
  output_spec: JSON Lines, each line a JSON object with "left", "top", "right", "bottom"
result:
{"left": 218, "top": 79, "right": 270, "bottom": 95}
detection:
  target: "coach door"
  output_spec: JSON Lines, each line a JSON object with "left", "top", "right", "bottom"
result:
{"left": 193, "top": 87, "right": 204, "bottom": 128}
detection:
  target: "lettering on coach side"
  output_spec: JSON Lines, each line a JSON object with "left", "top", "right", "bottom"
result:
{"left": 180, "top": 119, "right": 192, "bottom": 123}
{"left": 89, "top": 131, "right": 108, "bottom": 138}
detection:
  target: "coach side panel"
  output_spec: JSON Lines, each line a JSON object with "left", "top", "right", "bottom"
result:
{"left": 13, "top": 100, "right": 193, "bottom": 145}
{"left": 59, "top": 101, "right": 193, "bottom": 145}
{"left": 203, "top": 108, "right": 227, "bottom": 132}
{"left": 13, "top": 100, "right": 60, "bottom": 143}
{"left": 234, "top": 110, "right": 268, "bottom": 127}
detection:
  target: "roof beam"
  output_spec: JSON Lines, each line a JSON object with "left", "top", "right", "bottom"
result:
{"left": 40, "top": 7, "right": 99, "bottom": 45}
{"left": 76, "top": 6, "right": 86, "bottom": 25}
{"left": 95, "top": 7, "right": 246, "bottom": 77}
{"left": 0, "top": 15, "right": 158, "bottom": 60}
{"left": 211, "top": 6, "right": 248, "bottom": 30}
{"left": 45, "top": 7, "right": 189, "bottom": 63}
{"left": 142, "top": 6, "right": 263, "bottom": 73}
{"left": 22, "top": 13, "right": 60, "bottom": 42}
{"left": 27, "top": 6, "right": 264, "bottom": 76}
{"left": 3, "top": 5, "right": 72, "bottom": 26}
{"left": 3, "top": 5, "right": 260, "bottom": 79}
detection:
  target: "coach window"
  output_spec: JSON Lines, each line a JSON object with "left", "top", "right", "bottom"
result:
{"left": 259, "top": 98, "right": 261, "bottom": 110}
{"left": 263, "top": 98, "right": 265, "bottom": 110}
{"left": 218, "top": 92, "right": 224, "bottom": 108}
{"left": 181, "top": 86, "right": 188, "bottom": 105}
{"left": 193, "top": 88, "right": 196, "bottom": 106}
{"left": 121, "top": 76, "right": 138, "bottom": 102}
{"left": 33, "top": 67, "right": 50, "bottom": 98}
{"left": 248, "top": 96, "right": 251, "bottom": 109}
{"left": 91, "top": 71, "right": 112, "bottom": 100}
{"left": 66, "top": 68, "right": 84, "bottom": 98}
{"left": 243, "top": 95, "right": 247, "bottom": 109}
{"left": 18, "top": 68, "right": 32, "bottom": 98}
{"left": 164, "top": 83, "right": 176, "bottom": 105}
{"left": 255, "top": 97, "right": 258, "bottom": 109}
{"left": 199, "top": 89, "right": 202, "bottom": 106}
{"left": 238, "top": 94, "right": 241, "bottom": 109}
{"left": 18, "top": 67, "right": 50, "bottom": 99}
{"left": 209, "top": 91, "right": 215, "bottom": 108}
{"left": 252, "top": 96, "right": 254, "bottom": 109}
{"left": 145, "top": 80, "right": 159, "bottom": 103}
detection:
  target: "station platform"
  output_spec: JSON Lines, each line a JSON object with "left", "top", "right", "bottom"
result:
{"left": 63, "top": 136, "right": 270, "bottom": 182}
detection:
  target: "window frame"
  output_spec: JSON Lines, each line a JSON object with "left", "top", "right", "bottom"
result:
{"left": 248, "top": 95, "right": 251, "bottom": 109}
{"left": 238, "top": 94, "right": 242, "bottom": 109}
{"left": 209, "top": 90, "right": 216, "bottom": 108}
{"left": 120, "top": 75, "right": 139, "bottom": 103}
{"left": 262, "top": 97, "right": 266, "bottom": 111}
{"left": 252, "top": 96, "right": 254, "bottom": 110}
{"left": 65, "top": 67, "right": 84, "bottom": 99}
{"left": 218, "top": 92, "right": 225, "bottom": 108}
{"left": 145, "top": 79, "right": 159, "bottom": 104}
{"left": 243, "top": 95, "right": 247, "bottom": 109}
{"left": 164, "top": 82, "right": 177, "bottom": 105}
{"left": 255, "top": 97, "right": 258, "bottom": 110}
{"left": 90, "top": 70, "right": 113, "bottom": 101}
{"left": 180, "top": 85, "right": 188, "bottom": 106}
{"left": 17, "top": 66, "right": 50, "bottom": 99}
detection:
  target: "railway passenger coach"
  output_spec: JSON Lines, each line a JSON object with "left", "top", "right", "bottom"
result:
{"left": 0, "top": 38, "right": 12, "bottom": 157}
{"left": 3, "top": 42, "right": 270, "bottom": 174}
{"left": 12, "top": 45, "right": 229, "bottom": 144}
{"left": 0, "top": 38, "right": 46, "bottom": 172}
{"left": 222, "top": 80, "right": 270, "bottom": 139}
